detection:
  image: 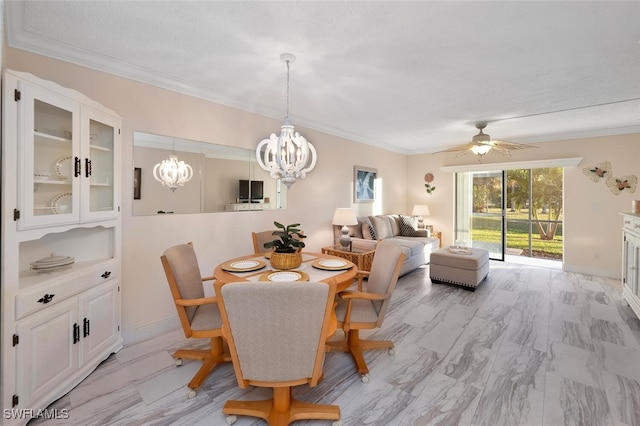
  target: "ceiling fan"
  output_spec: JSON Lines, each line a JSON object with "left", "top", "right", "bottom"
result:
{"left": 435, "top": 122, "right": 536, "bottom": 159}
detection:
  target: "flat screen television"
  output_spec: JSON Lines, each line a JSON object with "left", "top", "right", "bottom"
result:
{"left": 238, "top": 180, "right": 264, "bottom": 202}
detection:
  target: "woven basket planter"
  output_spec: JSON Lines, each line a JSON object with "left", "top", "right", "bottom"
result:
{"left": 270, "top": 251, "right": 302, "bottom": 270}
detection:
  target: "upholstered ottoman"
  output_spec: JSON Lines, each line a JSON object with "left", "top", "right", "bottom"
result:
{"left": 429, "top": 247, "right": 490, "bottom": 291}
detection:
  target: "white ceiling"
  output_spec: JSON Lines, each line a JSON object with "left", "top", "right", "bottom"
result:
{"left": 5, "top": 1, "right": 640, "bottom": 154}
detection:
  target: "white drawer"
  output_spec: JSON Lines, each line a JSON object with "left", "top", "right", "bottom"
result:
{"left": 15, "top": 259, "right": 118, "bottom": 320}
{"left": 623, "top": 216, "right": 640, "bottom": 233}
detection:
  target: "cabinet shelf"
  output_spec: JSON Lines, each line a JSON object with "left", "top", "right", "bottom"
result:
{"left": 34, "top": 130, "right": 71, "bottom": 143}
{"left": 89, "top": 144, "right": 111, "bottom": 152}
{"left": 19, "top": 258, "right": 115, "bottom": 289}
{"left": 34, "top": 179, "right": 70, "bottom": 185}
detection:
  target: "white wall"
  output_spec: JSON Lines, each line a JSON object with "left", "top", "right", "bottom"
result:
{"left": 5, "top": 46, "right": 639, "bottom": 343}
{"left": 407, "top": 133, "right": 640, "bottom": 278}
{"left": 4, "top": 47, "right": 408, "bottom": 343}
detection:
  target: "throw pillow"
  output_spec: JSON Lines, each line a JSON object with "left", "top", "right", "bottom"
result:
{"left": 399, "top": 215, "right": 419, "bottom": 237}
{"left": 361, "top": 217, "right": 376, "bottom": 240}
{"left": 370, "top": 215, "right": 392, "bottom": 239}
{"left": 368, "top": 224, "right": 377, "bottom": 240}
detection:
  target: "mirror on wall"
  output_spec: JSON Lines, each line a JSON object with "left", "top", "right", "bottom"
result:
{"left": 132, "top": 132, "right": 286, "bottom": 215}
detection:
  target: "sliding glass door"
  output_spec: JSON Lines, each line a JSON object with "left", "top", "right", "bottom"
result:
{"left": 455, "top": 171, "right": 505, "bottom": 260}
{"left": 456, "top": 167, "right": 564, "bottom": 262}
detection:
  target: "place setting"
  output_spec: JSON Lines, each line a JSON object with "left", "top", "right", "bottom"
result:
{"left": 258, "top": 270, "right": 310, "bottom": 282}
{"left": 220, "top": 259, "right": 266, "bottom": 273}
{"left": 311, "top": 258, "right": 354, "bottom": 271}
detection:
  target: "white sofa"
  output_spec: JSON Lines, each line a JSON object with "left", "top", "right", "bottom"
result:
{"left": 333, "top": 214, "right": 440, "bottom": 276}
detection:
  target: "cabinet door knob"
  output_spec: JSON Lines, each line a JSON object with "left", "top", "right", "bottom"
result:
{"left": 37, "top": 293, "right": 55, "bottom": 304}
{"left": 101, "top": 271, "right": 111, "bottom": 279}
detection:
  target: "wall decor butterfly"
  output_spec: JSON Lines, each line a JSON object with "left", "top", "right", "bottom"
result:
{"left": 606, "top": 175, "right": 637, "bottom": 195}
{"left": 582, "top": 161, "right": 611, "bottom": 182}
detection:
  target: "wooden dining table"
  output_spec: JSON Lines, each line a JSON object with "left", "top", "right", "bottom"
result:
{"left": 213, "top": 251, "right": 357, "bottom": 290}
{"left": 214, "top": 252, "right": 357, "bottom": 341}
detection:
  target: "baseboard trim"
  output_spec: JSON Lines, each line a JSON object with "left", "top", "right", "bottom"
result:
{"left": 563, "top": 263, "right": 620, "bottom": 280}
{"left": 122, "top": 315, "right": 181, "bottom": 346}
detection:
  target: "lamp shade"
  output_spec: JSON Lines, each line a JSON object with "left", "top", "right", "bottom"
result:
{"left": 411, "top": 204, "right": 431, "bottom": 216}
{"left": 332, "top": 208, "right": 358, "bottom": 226}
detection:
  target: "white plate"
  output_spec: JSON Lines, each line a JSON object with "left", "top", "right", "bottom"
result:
{"left": 32, "top": 254, "right": 74, "bottom": 265}
{"left": 31, "top": 255, "right": 74, "bottom": 268}
{"left": 55, "top": 156, "right": 72, "bottom": 179}
{"left": 319, "top": 259, "right": 347, "bottom": 268}
{"left": 231, "top": 260, "right": 260, "bottom": 269}
{"left": 32, "top": 264, "right": 73, "bottom": 274}
{"left": 268, "top": 272, "right": 302, "bottom": 282}
{"left": 51, "top": 192, "right": 72, "bottom": 214}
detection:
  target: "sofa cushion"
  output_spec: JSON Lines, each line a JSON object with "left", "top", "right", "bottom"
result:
{"left": 398, "top": 215, "right": 419, "bottom": 237}
{"left": 370, "top": 215, "right": 393, "bottom": 239}
{"left": 388, "top": 215, "right": 401, "bottom": 236}
{"left": 389, "top": 237, "right": 427, "bottom": 257}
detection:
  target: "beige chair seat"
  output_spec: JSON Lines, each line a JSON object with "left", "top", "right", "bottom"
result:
{"left": 334, "top": 298, "right": 378, "bottom": 323}
{"left": 190, "top": 303, "right": 223, "bottom": 331}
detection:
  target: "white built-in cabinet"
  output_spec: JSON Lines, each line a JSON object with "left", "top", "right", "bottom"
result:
{"left": 621, "top": 213, "right": 640, "bottom": 319}
{"left": 1, "top": 70, "right": 123, "bottom": 424}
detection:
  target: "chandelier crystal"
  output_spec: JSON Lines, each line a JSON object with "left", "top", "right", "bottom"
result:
{"left": 153, "top": 153, "right": 193, "bottom": 192}
{"left": 256, "top": 53, "right": 316, "bottom": 189}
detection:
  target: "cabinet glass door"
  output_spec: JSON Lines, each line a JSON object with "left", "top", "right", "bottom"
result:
{"left": 20, "top": 85, "right": 81, "bottom": 229}
{"left": 81, "top": 107, "right": 120, "bottom": 221}
{"left": 624, "top": 235, "right": 635, "bottom": 292}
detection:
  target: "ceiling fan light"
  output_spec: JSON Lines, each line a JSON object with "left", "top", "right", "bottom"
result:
{"left": 470, "top": 144, "right": 492, "bottom": 156}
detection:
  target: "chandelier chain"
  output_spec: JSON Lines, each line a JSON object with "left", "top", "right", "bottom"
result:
{"left": 285, "top": 59, "right": 290, "bottom": 118}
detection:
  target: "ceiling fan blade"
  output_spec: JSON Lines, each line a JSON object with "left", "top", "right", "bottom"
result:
{"left": 432, "top": 143, "right": 477, "bottom": 154}
{"left": 491, "top": 140, "right": 537, "bottom": 150}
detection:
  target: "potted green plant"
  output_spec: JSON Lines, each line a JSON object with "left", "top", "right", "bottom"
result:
{"left": 264, "top": 221, "right": 306, "bottom": 269}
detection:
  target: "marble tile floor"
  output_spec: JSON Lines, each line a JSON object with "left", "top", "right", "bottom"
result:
{"left": 31, "top": 261, "right": 640, "bottom": 426}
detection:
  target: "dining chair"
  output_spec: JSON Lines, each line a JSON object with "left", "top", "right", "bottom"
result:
{"left": 215, "top": 280, "right": 342, "bottom": 426}
{"left": 251, "top": 230, "right": 278, "bottom": 254}
{"left": 160, "top": 242, "right": 231, "bottom": 398}
{"left": 328, "top": 239, "right": 405, "bottom": 383}
{"left": 252, "top": 229, "right": 304, "bottom": 254}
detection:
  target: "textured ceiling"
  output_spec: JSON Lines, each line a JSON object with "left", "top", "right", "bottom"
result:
{"left": 5, "top": 1, "right": 640, "bottom": 154}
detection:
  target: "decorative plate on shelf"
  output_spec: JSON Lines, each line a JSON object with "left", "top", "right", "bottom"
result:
{"left": 30, "top": 254, "right": 75, "bottom": 273}
{"left": 259, "top": 270, "right": 309, "bottom": 282}
{"left": 221, "top": 259, "right": 266, "bottom": 272}
{"left": 312, "top": 258, "right": 353, "bottom": 271}
{"left": 55, "top": 156, "right": 72, "bottom": 179}
{"left": 51, "top": 192, "right": 72, "bottom": 214}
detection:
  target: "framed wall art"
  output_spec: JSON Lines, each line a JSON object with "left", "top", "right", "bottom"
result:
{"left": 354, "top": 166, "right": 377, "bottom": 203}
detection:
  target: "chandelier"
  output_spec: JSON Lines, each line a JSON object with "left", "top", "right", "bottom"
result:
{"left": 256, "top": 53, "right": 316, "bottom": 189}
{"left": 152, "top": 138, "right": 193, "bottom": 191}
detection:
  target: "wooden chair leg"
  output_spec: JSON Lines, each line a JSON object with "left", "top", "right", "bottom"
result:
{"left": 327, "top": 329, "right": 394, "bottom": 375}
{"left": 223, "top": 386, "right": 339, "bottom": 426}
{"left": 172, "top": 336, "right": 231, "bottom": 390}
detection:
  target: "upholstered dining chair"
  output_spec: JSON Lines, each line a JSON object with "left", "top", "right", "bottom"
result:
{"left": 160, "top": 243, "right": 231, "bottom": 398}
{"left": 252, "top": 230, "right": 278, "bottom": 254}
{"left": 328, "top": 239, "right": 405, "bottom": 383}
{"left": 214, "top": 280, "right": 342, "bottom": 426}
{"left": 252, "top": 229, "right": 304, "bottom": 254}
